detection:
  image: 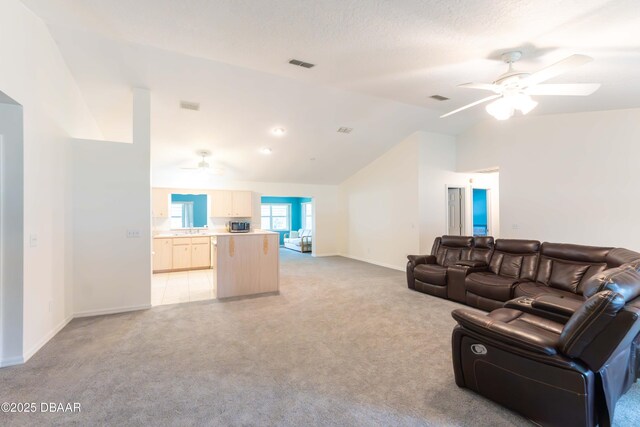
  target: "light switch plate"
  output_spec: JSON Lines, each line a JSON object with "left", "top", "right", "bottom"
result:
{"left": 126, "top": 229, "right": 142, "bottom": 238}
{"left": 29, "top": 234, "right": 38, "bottom": 247}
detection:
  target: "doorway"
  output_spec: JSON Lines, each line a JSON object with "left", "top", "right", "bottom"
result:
{"left": 260, "top": 196, "right": 313, "bottom": 255}
{"left": 0, "top": 91, "right": 24, "bottom": 367}
{"left": 472, "top": 188, "right": 491, "bottom": 236}
{"left": 447, "top": 187, "right": 465, "bottom": 236}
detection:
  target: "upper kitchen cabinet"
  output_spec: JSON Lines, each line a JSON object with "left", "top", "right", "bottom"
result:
{"left": 152, "top": 188, "right": 170, "bottom": 218}
{"left": 231, "top": 191, "right": 252, "bottom": 217}
{"left": 210, "top": 190, "right": 253, "bottom": 218}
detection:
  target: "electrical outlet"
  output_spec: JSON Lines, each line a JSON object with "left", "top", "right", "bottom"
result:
{"left": 512, "top": 223, "right": 519, "bottom": 230}
{"left": 126, "top": 229, "right": 142, "bottom": 238}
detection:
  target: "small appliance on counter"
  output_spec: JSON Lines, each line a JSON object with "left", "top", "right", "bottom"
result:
{"left": 227, "top": 221, "right": 251, "bottom": 233}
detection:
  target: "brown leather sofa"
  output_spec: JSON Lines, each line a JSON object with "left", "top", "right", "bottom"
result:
{"left": 452, "top": 263, "right": 640, "bottom": 426}
{"left": 407, "top": 236, "right": 640, "bottom": 426}
{"left": 407, "top": 236, "right": 640, "bottom": 311}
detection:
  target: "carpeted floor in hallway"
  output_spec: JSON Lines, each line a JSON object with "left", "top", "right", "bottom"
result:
{"left": 1, "top": 249, "right": 638, "bottom": 426}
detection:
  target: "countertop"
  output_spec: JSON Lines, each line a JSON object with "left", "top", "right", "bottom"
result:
{"left": 153, "top": 230, "right": 278, "bottom": 238}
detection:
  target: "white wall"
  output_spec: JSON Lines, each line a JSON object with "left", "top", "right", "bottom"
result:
{"left": 457, "top": 108, "right": 640, "bottom": 249}
{"left": 419, "top": 132, "right": 500, "bottom": 253}
{"left": 151, "top": 173, "right": 342, "bottom": 257}
{"left": 0, "top": 0, "right": 102, "bottom": 363}
{"left": 340, "top": 133, "right": 421, "bottom": 270}
{"left": 339, "top": 131, "right": 500, "bottom": 270}
{"left": 72, "top": 89, "right": 151, "bottom": 317}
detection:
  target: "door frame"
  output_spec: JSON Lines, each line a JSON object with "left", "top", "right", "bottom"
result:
{"left": 445, "top": 185, "right": 466, "bottom": 236}
{"left": 470, "top": 186, "right": 492, "bottom": 237}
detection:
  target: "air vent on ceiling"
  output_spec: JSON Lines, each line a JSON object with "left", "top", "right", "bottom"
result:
{"left": 430, "top": 95, "right": 449, "bottom": 101}
{"left": 289, "top": 59, "right": 315, "bottom": 69}
{"left": 476, "top": 167, "right": 500, "bottom": 174}
{"left": 180, "top": 101, "right": 200, "bottom": 111}
{"left": 337, "top": 127, "right": 353, "bottom": 134}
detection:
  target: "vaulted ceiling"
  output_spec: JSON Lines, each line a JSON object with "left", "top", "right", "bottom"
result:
{"left": 22, "top": 0, "right": 640, "bottom": 184}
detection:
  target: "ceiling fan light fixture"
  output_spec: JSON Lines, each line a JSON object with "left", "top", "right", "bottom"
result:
{"left": 486, "top": 98, "right": 514, "bottom": 120}
{"left": 512, "top": 94, "right": 538, "bottom": 115}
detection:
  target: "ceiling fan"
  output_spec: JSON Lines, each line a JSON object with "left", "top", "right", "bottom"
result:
{"left": 180, "top": 150, "right": 224, "bottom": 175}
{"left": 441, "top": 51, "right": 601, "bottom": 120}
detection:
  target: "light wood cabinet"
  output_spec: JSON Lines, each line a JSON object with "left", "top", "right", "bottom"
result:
{"left": 211, "top": 190, "right": 233, "bottom": 217}
{"left": 152, "top": 188, "right": 170, "bottom": 218}
{"left": 232, "top": 191, "right": 252, "bottom": 217}
{"left": 210, "top": 190, "right": 253, "bottom": 218}
{"left": 153, "top": 236, "right": 212, "bottom": 272}
{"left": 191, "top": 243, "right": 211, "bottom": 268}
{"left": 153, "top": 238, "right": 173, "bottom": 272}
{"left": 172, "top": 244, "right": 191, "bottom": 270}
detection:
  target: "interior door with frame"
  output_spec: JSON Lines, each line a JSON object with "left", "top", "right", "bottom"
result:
{"left": 447, "top": 188, "right": 464, "bottom": 236}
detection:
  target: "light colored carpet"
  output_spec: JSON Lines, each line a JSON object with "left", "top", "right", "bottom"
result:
{"left": 1, "top": 250, "right": 638, "bottom": 426}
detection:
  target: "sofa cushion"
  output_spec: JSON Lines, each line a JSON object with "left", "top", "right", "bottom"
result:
{"left": 436, "top": 247, "right": 471, "bottom": 267}
{"left": 413, "top": 264, "right": 447, "bottom": 286}
{"left": 466, "top": 272, "right": 519, "bottom": 302}
{"left": 489, "top": 239, "right": 540, "bottom": 281}
{"left": 514, "top": 281, "right": 585, "bottom": 302}
{"left": 534, "top": 243, "right": 610, "bottom": 295}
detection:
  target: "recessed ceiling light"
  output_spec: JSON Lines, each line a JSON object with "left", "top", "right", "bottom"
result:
{"left": 271, "top": 127, "right": 286, "bottom": 136}
{"left": 260, "top": 148, "right": 272, "bottom": 155}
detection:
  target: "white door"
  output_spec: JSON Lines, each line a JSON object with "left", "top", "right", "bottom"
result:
{"left": 448, "top": 188, "right": 464, "bottom": 235}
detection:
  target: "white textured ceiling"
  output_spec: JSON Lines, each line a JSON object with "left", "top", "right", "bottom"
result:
{"left": 21, "top": 0, "right": 640, "bottom": 183}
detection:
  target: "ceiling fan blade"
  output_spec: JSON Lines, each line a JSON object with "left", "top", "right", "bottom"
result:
{"left": 526, "top": 83, "right": 601, "bottom": 96}
{"left": 458, "top": 82, "right": 502, "bottom": 93}
{"left": 440, "top": 95, "right": 501, "bottom": 118}
{"left": 526, "top": 54, "right": 593, "bottom": 86}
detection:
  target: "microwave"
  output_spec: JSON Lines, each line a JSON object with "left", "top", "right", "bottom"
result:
{"left": 227, "top": 221, "right": 251, "bottom": 233}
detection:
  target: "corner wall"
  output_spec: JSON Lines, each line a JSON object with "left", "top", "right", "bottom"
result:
{"left": 457, "top": 108, "right": 640, "bottom": 249}
{"left": 340, "top": 133, "right": 421, "bottom": 270}
{"left": 71, "top": 89, "right": 151, "bottom": 317}
{"left": 340, "top": 131, "right": 500, "bottom": 270}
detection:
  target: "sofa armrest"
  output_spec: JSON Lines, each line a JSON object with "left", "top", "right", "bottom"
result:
{"left": 407, "top": 254, "right": 436, "bottom": 268}
{"left": 504, "top": 296, "right": 575, "bottom": 324}
{"left": 532, "top": 295, "right": 584, "bottom": 318}
{"left": 455, "top": 260, "right": 488, "bottom": 268}
{"left": 451, "top": 309, "right": 559, "bottom": 356}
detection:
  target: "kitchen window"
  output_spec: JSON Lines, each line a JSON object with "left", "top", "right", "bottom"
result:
{"left": 261, "top": 204, "right": 290, "bottom": 231}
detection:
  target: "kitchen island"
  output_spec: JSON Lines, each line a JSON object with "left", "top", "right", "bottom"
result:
{"left": 153, "top": 230, "right": 279, "bottom": 299}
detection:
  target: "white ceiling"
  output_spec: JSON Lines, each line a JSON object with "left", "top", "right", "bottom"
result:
{"left": 21, "top": 0, "right": 640, "bottom": 184}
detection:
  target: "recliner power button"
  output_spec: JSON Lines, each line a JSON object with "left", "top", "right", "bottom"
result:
{"left": 471, "top": 344, "right": 488, "bottom": 355}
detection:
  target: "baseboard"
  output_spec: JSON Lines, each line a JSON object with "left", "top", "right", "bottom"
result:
{"left": 313, "top": 253, "right": 340, "bottom": 257}
{"left": 340, "top": 254, "right": 405, "bottom": 271}
{"left": 73, "top": 304, "right": 152, "bottom": 318}
{"left": 22, "top": 314, "right": 73, "bottom": 364}
{"left": 0, "top": 355, "right": 25, "bottom": 368}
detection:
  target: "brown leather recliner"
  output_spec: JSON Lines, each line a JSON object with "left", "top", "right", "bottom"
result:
{"left": 463, "top": 239, "right": 540, "bottom": 310}
{"left": 406, "top": 236, "right": 473, "bottom": 298}
{"left": 451, "top": 264, "right": 640, "bottom": 426}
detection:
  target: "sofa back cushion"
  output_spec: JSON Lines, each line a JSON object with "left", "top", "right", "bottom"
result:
{"left": 471, "top": 236, "right": 494, "bottom": 263}
{"left": 605, "top": 247, "right": 640, "bottom": 267}
{"left": 489, "top": 239, "right": 540, "bottom": 280}
{"left": 433, "top": 236, "right": 473, "bottom": 267}
{"left": 536, "top": 243, "right": 610, "bottom": 295}
{"left": 558, "top": 290, "right": 625, "bottom": 358}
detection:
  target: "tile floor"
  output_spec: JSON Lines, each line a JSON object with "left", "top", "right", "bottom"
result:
{"left": 152, "top": 269, "right": 216, "bottom": 306}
